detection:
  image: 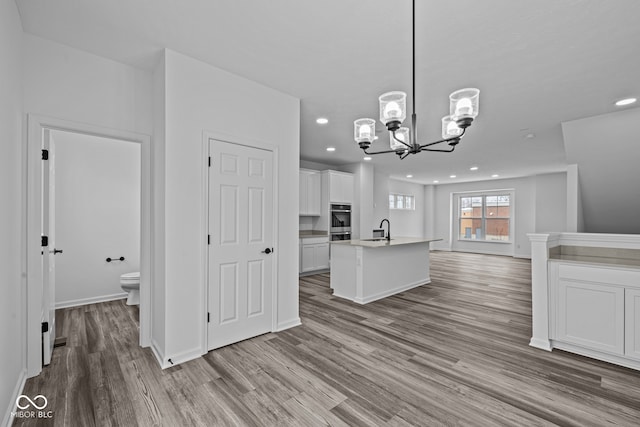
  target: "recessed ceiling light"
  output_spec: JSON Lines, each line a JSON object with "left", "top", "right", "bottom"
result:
{"left": 525, "top": 133, "right": 536, "bottom": 139}
{"left": 316, "top": 117, "right": 329, "bottom": 124}
{"left": 450, "top": 175, "right": 456, "bottom": 178}
{"left": 406, "top": 174, "right": 413, "bottom": 178}
{"left": 326, "top": 147, "right": 336, "bottom": 152}
{"left": 491, "top": 174, "right": 499, "bottom": 178}
{"left": 433, "top": 180, "right": 439, "bottom": 183}
{"left": 363, "top": 156, "right": 372, "bottom": 161}
{"left": 470, "top": 166, "right": 478, "bottom": 171}
{"left": 615, "top": 98, "right": 637, "bottom": 106}
{"left": 373, "top": 136, "right": 379, "bottom": 140}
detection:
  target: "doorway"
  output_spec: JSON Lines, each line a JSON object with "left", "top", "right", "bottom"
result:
{"left": 25, "top": 115, "right": 151, "bottom": 377}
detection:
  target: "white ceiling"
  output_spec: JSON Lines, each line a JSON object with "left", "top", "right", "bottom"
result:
{"left": 16, "top": 0, "right": 640, "bottom": 184}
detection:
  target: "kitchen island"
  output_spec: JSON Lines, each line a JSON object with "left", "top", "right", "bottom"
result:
{"left": 330, "top": 237, "right": 441, "bottom": 304}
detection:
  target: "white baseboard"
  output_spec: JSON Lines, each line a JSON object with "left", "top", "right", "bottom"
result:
{"left": 529, "top": 337, "right": 552, "bottom": 351}
{"left": 163, "top": 347, "right": 203, "bottom": 369}
{"left": 55, "top": 292, "right": 127, "bottom": 309}
{"left": 275, "top": 317, "right": 302, "bottom": 332}
{"left": 551, "top": 341, "right": 640, "bottom": 372}
{"left": 354, "top": 278, "right": 431, "bottom": 305}
{"left": 150, "top": 338, "right": 165, "bottom": 369}
{"left": 150, "top": 338, "right": 202, "bottom": 370}
{"left": 3, "top": 368, "right": 27, "bottom": 427}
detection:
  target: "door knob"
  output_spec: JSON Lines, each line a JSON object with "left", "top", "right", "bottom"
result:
{"left": 51, "top": 249, "right": 63, "bottom": 255}
{"left": 262, "top": 248, "right": 273, "bottom": 254}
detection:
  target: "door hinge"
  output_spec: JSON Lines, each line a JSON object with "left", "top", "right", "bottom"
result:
{"left": 41, "top": 236, "right": 49, "bottom": 247}
{"left": 41, "top": 322, "right": 49, "bottom": 333}
{"left": 208, "top": 157, "right": 211, "bottom": 167}
{"left": 207, "top": 312, "right": 210, "bottom": 323}
{"left": 207, "top": 235, "right": 211, "bottom": 245}
{"left": 42, "top": 149, "right": 49, "bottom": 160}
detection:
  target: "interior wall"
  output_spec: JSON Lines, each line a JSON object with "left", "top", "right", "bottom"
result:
{"left": 562, "top": 107, "right": 640, "bottom": 233}
{"left": 158, "top": 49, "right": 300, "bottom": 362}
{"left": 340, "top": 162, "right": 374, "bottom": 239}
{"left": 373, "top": 171, "right": 390, "bottom": 232}
{"left": 389, "top": 179, "right": 425, "bottom": 238}
{"left": 431, "top": 173, "right": 567, "bottom": 258}
{"left": 535, "top": 172, "right": 567, "bottom": 233}
{"left": 152, "top": 53, "right": 167, "bottom": 355}
{"left": 23, "top": 34, "right": 153, "bottom": 136}
{"left": 0, "top": 0, "right": 25, "bottom": 424}
{"left": 424, "top": 185, "right": 435, "bottom": 238}
{"left": 52, "top": 131, "right": 140, "bottom": 308}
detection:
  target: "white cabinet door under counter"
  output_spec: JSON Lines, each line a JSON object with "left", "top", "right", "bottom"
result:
{"left": 330, "top": 237, "right": 441, "bottom": 304}
{"left": 299, "top": 234, "right": 329, "bottom": 274}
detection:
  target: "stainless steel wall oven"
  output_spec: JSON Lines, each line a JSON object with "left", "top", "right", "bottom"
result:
{"left": 330, "top": 204, "right": 351, "bottom": 241}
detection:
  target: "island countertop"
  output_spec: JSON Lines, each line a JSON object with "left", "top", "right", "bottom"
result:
{"left": 331, "top": 237, "right": 442, "bottom": 248}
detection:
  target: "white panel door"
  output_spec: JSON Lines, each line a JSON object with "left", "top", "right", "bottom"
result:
{"left": 208, "top": 139, "right": 274, "bottom": 350}
{"left": 557, "top": 279, "right": 624, "bottom": 355}
{"left": 625, "top": 288, "right": 640, "bottom": 361}
{"left": 41, "top": 129, "right": 57, "bottom": 365}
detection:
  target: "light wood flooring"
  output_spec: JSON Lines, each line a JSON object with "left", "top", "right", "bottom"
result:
{"left": 15, "top": 251, "right": 640, "bottom": 426}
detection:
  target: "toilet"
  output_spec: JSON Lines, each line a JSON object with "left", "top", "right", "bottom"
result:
{"left": 120, "top": 272, "right": 140, "bottom": 305}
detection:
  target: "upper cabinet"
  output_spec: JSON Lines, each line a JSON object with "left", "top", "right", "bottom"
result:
{"left": 299, "top": 169, "right": 321, "bottom": 216}
{"left": 327, "top": 170, "right": 354, "bottom": 204}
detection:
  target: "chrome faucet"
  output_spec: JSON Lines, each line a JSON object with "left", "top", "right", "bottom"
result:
{"left": 379, "top": 218, "right": 391, "bottom": 241}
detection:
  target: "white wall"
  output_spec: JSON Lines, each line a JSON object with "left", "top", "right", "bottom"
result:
{"left": 340, "top": 163, "right": 374, "bottom": 239}
{"left": 389, "top": 179, "right": 425, "bottom": 238}
{"left": 373, "top": 171, "right": 390, "bottom": 232}
{"left": 535, "top": 172, "right": 567, "bottom": 233}
{"left": 0, "top": 0, "right": 25, "bottom": 424}
{"left": 562, "top": 108, "right": 640, "bottom": 233}
{"left": 52, "top": 131, "right": 140, "bottom": 307}
{"left": 152, "top": 53, "right": 166, "bottom": 354}
{"left": 23, "top": 34, "right": 153, "bottom": 136}
{"left": 430, "top": 173, "right": 567, "bottom": 258}
{"left": 154, "top": 49, "right": 300, "bottom": 363}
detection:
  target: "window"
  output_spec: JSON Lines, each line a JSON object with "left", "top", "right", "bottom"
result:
{"left": 389, "top": 193, "right": 415, "bottom": 210}
{"left": 459, "top": 193, "right": 510, "bottom": 241}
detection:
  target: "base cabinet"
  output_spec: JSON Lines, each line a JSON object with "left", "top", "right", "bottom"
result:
{"left": 550, "top": 262, "right": 640, "bottom": 365}
{"left": 556, "top": 279, "right": 625, "bottom": 355}
{"left": 300, "top": 238, "right": 329, "bottom": 273}
{"left": 625, "top": 289, "right": 640, "bottom": 361}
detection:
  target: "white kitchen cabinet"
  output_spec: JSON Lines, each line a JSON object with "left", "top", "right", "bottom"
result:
{"left": 299, "top": 169, "right": 321, "bottom": 216}
{"left": 328, "top": 171, "right": 354, "bottom": 204}
{"left": 626, "top": 288, "right": 640, "bottom": 361}
{"left": 549, "top": 262, "right": 640, "bottom": 364}
{"left": 556, "top": 279, "right": 625, "bottom": 355}
{"left": 300, "top": 237, "right": 329, "bottom": 273}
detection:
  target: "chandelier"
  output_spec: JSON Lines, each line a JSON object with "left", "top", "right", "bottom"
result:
{"left": 353, "top": 0, "right": 480, "bottom": 160}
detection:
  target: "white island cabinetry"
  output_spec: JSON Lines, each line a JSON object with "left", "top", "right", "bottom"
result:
{"left": 330, "top": 238, "right": 440, "bottom": 304}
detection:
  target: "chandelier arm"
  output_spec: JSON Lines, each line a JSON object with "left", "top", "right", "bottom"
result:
{"left": 417, "top": 127, "right": 467, "bottom": 149}
{"left": 400, "top": 151, "right": 411, "bottom": 160}
{"left": 363, "top": 148, "right": 404, "bottom": 155}
{"left": 420, "top": 146, "right": 456, "bottom": 153}
{"left": 391, "top": 130, "right": 412, "bottom": 149}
